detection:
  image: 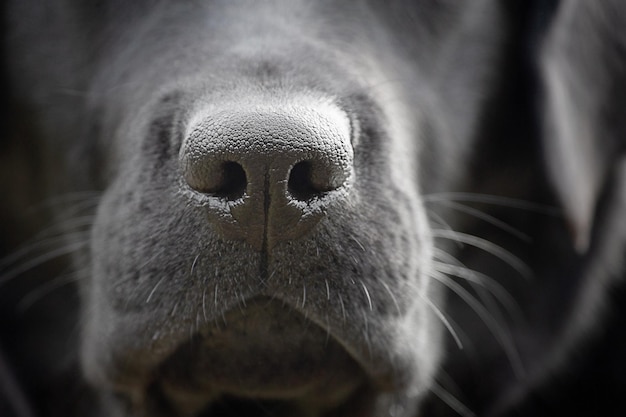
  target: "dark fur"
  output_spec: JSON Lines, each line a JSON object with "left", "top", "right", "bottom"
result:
{"left": 1, "top": 1, "right": 625, "bottom": 416}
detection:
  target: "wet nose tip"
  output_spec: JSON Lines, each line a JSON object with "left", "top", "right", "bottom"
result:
{"left": 179, "top": 97, "right": 353, "bottom": 249}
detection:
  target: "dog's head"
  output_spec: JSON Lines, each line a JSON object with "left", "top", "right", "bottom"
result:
{"left": 77, "top": 3, "right": 465, "bottom": 415}
{"left": 2, "top": 1, "right": 626, "bottom": 416}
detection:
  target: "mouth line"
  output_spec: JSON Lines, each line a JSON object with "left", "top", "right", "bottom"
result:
{"left": 150, "top": 382, "right": 375, "bottom": 417}
{"left": 145, "top": 297, "right": 375, "bottom": 417}
{"left": 195, "top": 387, "right": 374, "bottom": 417}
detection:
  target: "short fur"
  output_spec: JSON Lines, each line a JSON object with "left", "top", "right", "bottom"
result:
{"left": 1, "top": 1, "right": 625, "bottom": 416}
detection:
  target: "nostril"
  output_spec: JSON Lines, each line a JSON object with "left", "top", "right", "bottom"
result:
{"left": 214, "top": 161, "right": 247, "bottom": 200}
{"left": 183, "top": 158, "right": 247, "bottom": 200}
{"left": 288, "top": 161, "right": 315, "bottom": 201}
{"left": 288, "top": 160, "right": 331, "bottom": 201}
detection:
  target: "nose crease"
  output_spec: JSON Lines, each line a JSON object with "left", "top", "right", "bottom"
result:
{"left": 179, "top": 97, "right": 353, "bottom": 251}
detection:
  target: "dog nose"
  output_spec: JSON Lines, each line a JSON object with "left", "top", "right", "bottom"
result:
{"left": 179, "top": 98, "right": 353, "bottom": 251}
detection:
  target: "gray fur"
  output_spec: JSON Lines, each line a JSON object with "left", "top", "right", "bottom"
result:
{"left": 1, "top": 1, "right": 625, "bottom": 416}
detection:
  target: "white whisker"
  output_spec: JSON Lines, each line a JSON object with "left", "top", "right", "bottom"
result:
{"left": 431, "top": 229, "right": 532, "bottom": 279}
{"left": 431, "top": 271, "right": 525, "bottom": 378}
{"left": 190, "top": 254, "right": 200, "bottom": 276}
{"left": 360, "top": 281, "right": 373, "bottom": 311}
{"left": 419, "top": 292, "right": 463, "bottom": 350}
{"left": 350, "top": 237, "right": 366, "bottom": 252}
{"left": 214, "top": 283, "right": 219, "bottom": 309}
{"left": 24, "top": 193, "right": 101, "bottom": 222}
{"left": 338, "top": 294, "right": 346, "bottom": 324}
{"left": 430, "top": 380, "right": 476, "bottom": 417}
{"left": 17, "top": 269, "right": 87, "bottom": 312}
{"left": 380, "top": 280, "right": 402, "bottom": 316}
{"left": 0, "top": 240, "right": 89, "bottom": 286}
{"left": 423, "top": 192, "right": 559, "bottom": 215}
{"left": 431, "top": 260, "right": 523, "bottom": 324}
{"left": 170, "top": 300, "right": 180, "bottom": 317}
{"left": 145, "top": 275, "right": 167, "bottom": 303}
{"left": 426, "top": 211, "right": 463, "bottom": 249}
{"left": 431, "top": 200, "right": 531, "bottom": 242}
{"left": 1, "top": 231, "right": 90, "bottom": 269}
{"left": 202, "top": 288, "right": 208, "bottom": 324}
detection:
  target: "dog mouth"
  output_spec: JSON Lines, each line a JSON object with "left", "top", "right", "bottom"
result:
{"left": 146, "top": 298, "right": 374, "bottom": 417}
{"left": 168, "top": 388, "right": 373, "bottom": 417}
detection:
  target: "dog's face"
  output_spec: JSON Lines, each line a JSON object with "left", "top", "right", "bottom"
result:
{"left": 3, "top": 1, "right": 626, "bottom": 416}
{"left": 79, "top": 3, "right": 479, "bottom": 414}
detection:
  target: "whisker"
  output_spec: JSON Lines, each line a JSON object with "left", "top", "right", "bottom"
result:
{"left": 190, "top": 254, "right": 200, "bottom": 276}
{"left": 434, "top": 368, "right": 466, "bottom": 404}
{"left": 18, "top": 199, "right": 100, "bottom": 241}
{"left": 28, "top": 214, "right": 96, "bottom": 240}
{"left": 350, "top": 237, "right": 366, "bottom": 252}
{"left": 431, "top": 260, "right": 524, "bottom": 324}
{"left": 430, "top": 200, "right": 531, "bottom": 242}
{"left": 0, "top": 240, "right": 89, "bottom": 286}
{"left": 202, "top": 288, "right": 208, "bottom": 324}
{"left": 360, "top": 281, "right": 373, "bottom": 311}
{"left": 473, "top": 285, "right": 510, "bottom": 348}
{"left": 431, "top": 247, "right": 462, "bottom": 266}
{"left": 17, "top": 269, "right": 87, "bottom": 313}
{"left": 418, "top": 292, "right": 463, "bottom": 350}
{"left": 426, "top": 211, "right": 463, "bottom": 250}
{"left": 325, "top": 279, "right": 331, "bottom": 301}
{"left": 1, "top": 230, "right": 91, "bottom": 269}
{"left": 338, "top": 294, "right": 346, "bottom": 324}
{"left": 145, "top": 275, "right": 167, "bottom": 303}
{"left": 170, "top": 300, "right": 180, "bottom": 318}
{"left": 431, "top": 229, "right": 532, "bottom": 279}
{"left": 430, "top": 380, "right": 476, "bottom": 417}
{"left": 25, "top": 191, "right": 101, "bottom": 215}
{"left": 431, "top": 271, "right": 525, "bottom": 378}
{"left": 437, "top": 238, "right": 516, "bottom": 340}
{"left": 423, "top": 192, "right": 559, "bottom": 215}
{"left": 380, "top": 280, "right": 402, "bottom": 316}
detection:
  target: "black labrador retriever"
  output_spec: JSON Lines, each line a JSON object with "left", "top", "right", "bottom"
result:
{"left": 1, "top": 1, "right": 625, "bottom": 416}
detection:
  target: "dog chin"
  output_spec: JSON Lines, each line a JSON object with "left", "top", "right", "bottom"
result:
{"left": 99, "top": 297, "right": 428, "bottom": 417}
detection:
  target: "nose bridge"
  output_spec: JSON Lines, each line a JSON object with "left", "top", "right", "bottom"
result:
{"left": 179, "top": 97, "right": 353, "bottom": 251}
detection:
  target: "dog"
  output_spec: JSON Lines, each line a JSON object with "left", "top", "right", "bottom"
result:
{"left": 1, "top": 1, "right": 625, "bottom": 416}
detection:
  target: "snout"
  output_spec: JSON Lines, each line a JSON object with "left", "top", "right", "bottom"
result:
{"left": 86, "top": 76, "right": 436, "bottom": 417}
{"left": 179, "top": 96, "right": 354, "bottom": 251}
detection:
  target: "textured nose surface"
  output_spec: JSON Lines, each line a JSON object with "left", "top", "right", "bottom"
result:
{"left": 179, "top": 98, "right": 353, "bottom": 251}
